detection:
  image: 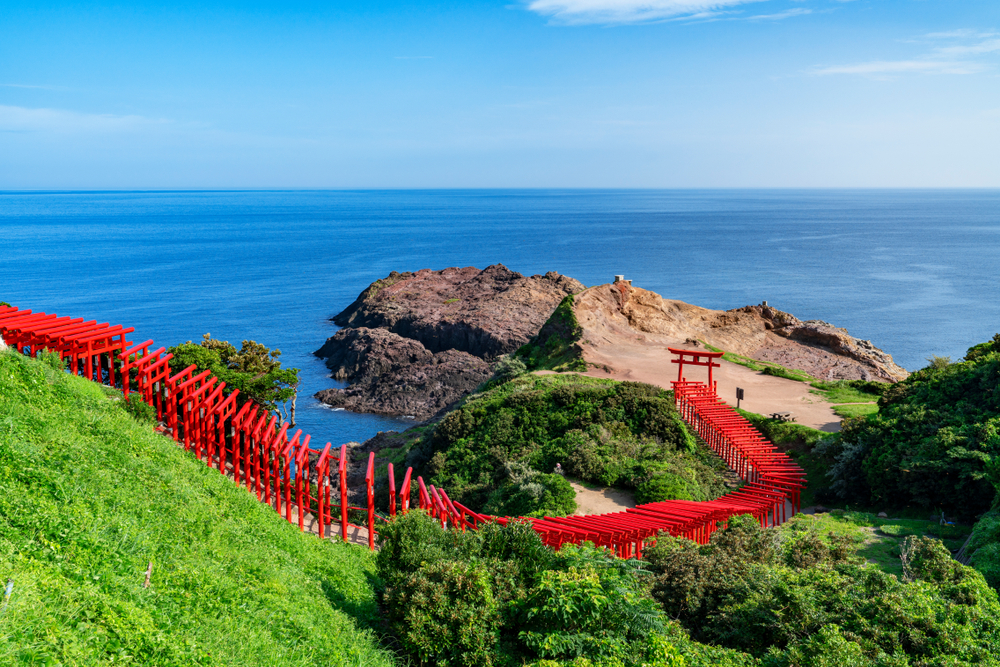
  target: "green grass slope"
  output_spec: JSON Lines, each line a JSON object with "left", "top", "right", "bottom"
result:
{"left": 0, "top": 350, "right": 395, "bottom": 666}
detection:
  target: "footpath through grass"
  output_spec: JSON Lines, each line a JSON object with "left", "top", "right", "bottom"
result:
{"left": 0, "top": 350, "right": 395, "bottom": 666}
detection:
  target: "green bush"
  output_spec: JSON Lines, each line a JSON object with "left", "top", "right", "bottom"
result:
{"left": 386, "top": 559, "right": 501, "bottom": 666}
{"left": 375, "top": 509, "right": 480, "bottom": 593}
{"left": 643, "top": 512, "right": 1000, "bottom": 663}
{"left": 517, "top": 295, "right": 587, "bottom": 372}
{"left": 968, "top": 508, "right": 1000, "bottom": 589}
{"left": 636, "top": 472, "right": 700, "bottom": 503}
{"left": 481, "top": 462, "right": 577, "bottom": 518}
{"left": 825, "top": 333, "right": 1000, "bottom": 518}
{"left": 423, "top": 374, "right": 727, "bottom": 516}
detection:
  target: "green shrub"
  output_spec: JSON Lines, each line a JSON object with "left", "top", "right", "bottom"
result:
{"left": 519, "top": 544, "right": 665, "bottom": 661}
{"left": 482, "top": 463, "right": 577, "bottom": 517}
{"left": 821, "top": 333, "right": 1000, "bottom": 518}
{"left": 644, "top": 511, "right": 1000, "bottom": 663}
{"left": 636, "top": 472, "right": 699, "bottom": 503}
{"left": 375, "top": 510, "right": 480, "bottom": 592}
{"left": 424, "top": 374, "right": 726, "bottom": 515}
{"left": 968, "top": 508, "right": 1000, "bottom": 589}
{"left": 387, "top": 559, "right": 501, "bottom": 666}
{"left": 122, "top": 393, "right": 157, "bottom": 424}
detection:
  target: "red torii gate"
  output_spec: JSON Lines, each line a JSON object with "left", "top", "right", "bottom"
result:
{"left": 668, "top": 347, "right": 723, "bottom": 392}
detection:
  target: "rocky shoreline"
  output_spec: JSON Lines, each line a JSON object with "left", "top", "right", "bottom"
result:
{"left": 313, "top": 264, "right": 583, "bottom": 419}
{"left": 314, "top": 267, "right": 908, "bottom": 421}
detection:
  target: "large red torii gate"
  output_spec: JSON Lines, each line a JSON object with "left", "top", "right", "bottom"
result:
{"left": 668, "top": 347, "right": 723, "bottom": 393}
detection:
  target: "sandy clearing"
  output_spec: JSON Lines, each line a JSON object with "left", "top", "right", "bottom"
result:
{"left": 569, "top": 479, "right": 636, "bottom": 515}
{"left": 570, "top": 349, "right": 842, "bottom": 433}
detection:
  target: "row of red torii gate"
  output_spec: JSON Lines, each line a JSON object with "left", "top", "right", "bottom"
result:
{"left": 0, "top": 305, "right": 805, "bottom": 556}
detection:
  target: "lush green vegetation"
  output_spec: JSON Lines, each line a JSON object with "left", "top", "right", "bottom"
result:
{"left": 167, "top": 334, "right": 300, "bottom": 415}
{"left": 967, "top": 507, "right": 1000, "bottom": 590}
{"left": 517, "top": 295, "right": 588, "bottom": 372}
{"left": 786, "top": 511, "right": 972, "bottom": 577}
{"left": 823, "top": 334, "right": 1000, "bottom": 519}
{"left": 0, "top": 350, "right": 393, "bottom": 666}
{"left": 404, "top": 374, "right": 731, "bottom": 517}
{"left": 377, "top": 510, "right": 1000, "bottom": 667}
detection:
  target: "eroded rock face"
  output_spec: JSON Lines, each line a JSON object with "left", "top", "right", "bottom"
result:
{"left": 574, "top": 284, "right": 907, "bottom": 383}
{"left": 314, "top": 264, "right": 582, "bottom": 418}
{"left": 314, "top": 346, "right": 491, "bottom": 420}
{"left": 332, "top": 264, "right": 584, "bottom": 358}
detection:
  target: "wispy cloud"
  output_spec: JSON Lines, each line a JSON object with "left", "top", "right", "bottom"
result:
{"left": 0, "top": 83, "right": 65, "bottom": 90}
{"left": 815, "top": 29, "right": 1000, "bottom": 78}
{"left": 0, "top": 105, "right": 169, "bottom": 133}
{"left": 745, "top": 7, "right": 810, "bottom": 20}
{"left": 524, "top": 0, "right": 765, "bottom": 26}
{"left": 815, "top": 60, "right": 984, "bottom": 76}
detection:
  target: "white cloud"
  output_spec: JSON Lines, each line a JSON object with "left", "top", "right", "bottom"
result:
{"left": 935, "top": 38, "right": 1000, "bottom": 56}
{"left": 0, "top": 105, "right": 169, "bottom": 133}
{"left": 813, "top": 60, "right": 984, "bottom": 76}
{"left": 816, "top": 30, "right": 1000, "bottom": 78}
{"left": 745, "top": 7, "right": 810, "bottom": 20}
{"left": 524, "top": 0, "right": 764, "bottom": 25}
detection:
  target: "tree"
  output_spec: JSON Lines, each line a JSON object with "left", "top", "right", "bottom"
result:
{"left": 168, "top": 334, "right": 300, "bottom": 417}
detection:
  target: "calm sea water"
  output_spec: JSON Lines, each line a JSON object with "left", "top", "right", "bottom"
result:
{"left": 1, "top": 189, "right": 998, "bottom": 446}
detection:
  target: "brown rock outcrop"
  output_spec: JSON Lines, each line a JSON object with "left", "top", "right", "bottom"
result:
{"left": 332, "top": 264, "right": 584, "bottom": 358}
{"left": 574, "top": 283, "right": 907, "bottom": 383}
{"left": 315, "top": 265, "right": 583, "bottom": 418}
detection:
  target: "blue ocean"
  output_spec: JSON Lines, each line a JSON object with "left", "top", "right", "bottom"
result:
{"left": 2, "top": 189, "right": 998, "bottom": 446}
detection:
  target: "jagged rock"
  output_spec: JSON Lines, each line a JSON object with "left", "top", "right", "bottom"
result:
{"left": 316, "top": 328, "right": 433, "bottom": 382}
{"left": 331, "top": 264, "right": 583, "bottom": 358}
{"left": 315, "top": 347, "right": 491, "bottom": 420}
{"left": 315, "top": 265, "right": 582, "bottom": 418}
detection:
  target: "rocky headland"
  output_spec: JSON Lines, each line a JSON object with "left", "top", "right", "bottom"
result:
{"left": 568, "top": 282, "right": 908, "bottom": 382}
{"left": 314, "top": 264, "right": 584, "bottom": 418}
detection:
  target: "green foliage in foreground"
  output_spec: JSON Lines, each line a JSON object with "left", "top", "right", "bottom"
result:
{"left": 647, "top": 514, "right": 1000, "bottom": 665}
{"left": 167, "top": 333, "right": 300, "bottom": 414}
{"left": 967, "top": 507, "right": 1000, "bottom": 590}
{"left": 517, "top": 295, "right": 588, "bottom": 372}
{"left": 0, "top": 350, "right": 393, "bottom": 666}
{"left": 823, "top": 334, "right": 1000, "bottom": 519}
{"left": 378, "top": 511, "right": 1000, "bottom": 667}
{"left": 377, "top": 512, "right": 682, "bottom": 667}
{"left": 418, "top": 374, "right": 731, "bottom": 516}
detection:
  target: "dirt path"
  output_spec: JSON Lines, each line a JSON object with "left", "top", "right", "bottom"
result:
{"left": 569, "top": 479, "right": 636, "bottom": 515}
{"left": 573, "top": 353, "right": 842, "bottom": 433}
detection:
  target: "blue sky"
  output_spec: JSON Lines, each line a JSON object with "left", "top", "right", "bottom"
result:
{"left": 1, "top": 0, "right": 998, "bottom": 188}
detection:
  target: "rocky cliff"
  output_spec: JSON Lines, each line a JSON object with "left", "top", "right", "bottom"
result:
{"left": 314, "top": 265, "right": 584, "bottom": 418}
{"left": 569, "top": 283, "right": 907, "bottom": 383}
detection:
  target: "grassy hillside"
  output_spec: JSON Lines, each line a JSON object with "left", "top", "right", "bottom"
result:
{"left": 0, "top": 350, "right": 395, "bottom": 666}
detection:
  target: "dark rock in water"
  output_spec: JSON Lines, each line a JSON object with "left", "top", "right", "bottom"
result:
{"left": 316, "top": 327, "right": 434, "bottom": 382}
{"left": 314, "top": 346, "right": 491, "bottom": 420}
{"left": 314, "top": 264, "right": 582, "bottom": 418}
{"left": 330, "top": 264, "right": 584, "bottom": 359}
